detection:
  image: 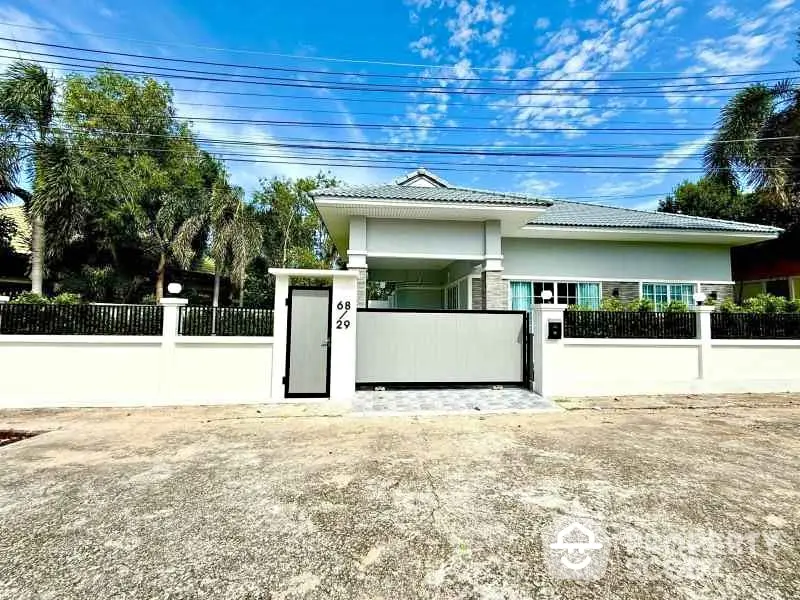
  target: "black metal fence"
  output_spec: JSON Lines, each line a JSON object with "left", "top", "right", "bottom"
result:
{"left": 712, "top": 312, "right": 800, "bottom": 339}
{"left": 0, "top": 304, "right": 163, "bottom": 335}
{"left": 565, "top": 310, "right": 697, "bottom": 339}
{"left": 178, "top": 306, "right": 274, "bottom": 336}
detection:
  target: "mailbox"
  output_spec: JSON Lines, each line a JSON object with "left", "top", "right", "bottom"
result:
{"left": 548, "top": 320, "right": 563, "bottom": 340}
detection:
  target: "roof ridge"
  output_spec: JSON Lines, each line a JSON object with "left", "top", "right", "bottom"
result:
{"left": 550, "top": 197, "right": 782, "bottom": 232}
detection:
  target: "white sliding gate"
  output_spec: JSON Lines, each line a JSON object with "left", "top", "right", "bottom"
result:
{"left": 356, "top": 309, "right": 530, "bottom": 387}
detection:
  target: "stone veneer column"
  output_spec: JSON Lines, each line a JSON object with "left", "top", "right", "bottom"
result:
{"left": 353, "top": 267, "right": 368, "bottom": 308}
{"left": 482, "top": 270, "right": 507, "bottom": 310}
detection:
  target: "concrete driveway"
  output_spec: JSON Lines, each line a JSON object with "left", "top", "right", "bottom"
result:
{"left": 1, "top": 395, "right": 799, "bottom": 599}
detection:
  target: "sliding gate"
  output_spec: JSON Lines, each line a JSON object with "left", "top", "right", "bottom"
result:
{"left": 356, "top": 309, "right": 529, "bottom": 388}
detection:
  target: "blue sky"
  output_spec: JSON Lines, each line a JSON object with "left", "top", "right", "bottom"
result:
{"left": 0, "top": 0, "right": 798, "bottom": 209}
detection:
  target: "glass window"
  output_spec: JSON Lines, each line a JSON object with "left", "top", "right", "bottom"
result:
{"left": 511, "top": 281, "right": 601, "bottom": 309}
{"left": 765, "top": 279, "right": 791, "bottom": 298}
{"left": 793, "top": 278, "right": 800, "bottom": 301}
{"left": 643, "top": 282, "right": 695, "bottom": 309}
{"left": 741, "top": 281, "right": 765, "bottom": 299}
{"left": 510, "top": 281, "right": 532, "bottom": 311}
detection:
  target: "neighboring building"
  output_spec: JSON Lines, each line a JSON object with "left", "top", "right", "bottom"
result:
{"left": 311, "top": 169, "right": 782, "bottom": 311}
{"left": 732, "top": 230, "right": 800, "bottom": 301}
{"left": 0, "top": 205, "right": 32, "bottom": 297}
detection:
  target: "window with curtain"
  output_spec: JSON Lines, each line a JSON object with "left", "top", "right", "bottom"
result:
{"left": 510, "top": 281, "right": 601, "bottom": 309}
{"left": 642, "top": 282, "right": 695, "bottom": 309}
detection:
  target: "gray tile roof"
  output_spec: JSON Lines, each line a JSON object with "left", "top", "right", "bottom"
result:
{"left": 533, "top": 200, "right": 782, "bottom": 234}
{"left": 313, "top": 183, "right": 782, "bottom": 235}
{"left": 311, "top": 184, "right": 551, "bottom": 207}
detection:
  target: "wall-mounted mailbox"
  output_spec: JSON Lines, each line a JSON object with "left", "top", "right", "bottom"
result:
{"left": 548, "top": 320, "right": 563, "bottom": 340}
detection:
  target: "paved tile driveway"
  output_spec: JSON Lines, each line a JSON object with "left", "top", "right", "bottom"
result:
{"left": 352, "top": 386, "right": 558, "bottom": 415}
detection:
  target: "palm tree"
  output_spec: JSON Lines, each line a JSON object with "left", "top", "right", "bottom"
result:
{"left": 178, "top": 178, "right": 262, "bottom": 307}
{"left": 704, "top": 35, "right": 800, "bottom": 205}
{"left": 0, "top": 62, "right": 87, "bottom": 295}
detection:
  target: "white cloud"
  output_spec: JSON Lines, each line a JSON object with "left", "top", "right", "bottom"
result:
{"left": 600, "top": 0, "right": 629, "bottom": 18}
{"left": 445, "top": 0, "right": 515, "bottom": 52}
{"left": 495, "top": 49, "right": 517, "bottom": 71}
{"left": 409, "top": 35, "right": 439, "bottom": 59}
{"left": 767, "top": 0, "right": 794, "bottom": 10}
{"left": 516, "top": 175, "right": 560, "bottom": 196}
{"left": 707, "top": 3, "right": 736, "bottom": 20}
{"left": 534, "top": 17, "right": 550, "bottom": 29}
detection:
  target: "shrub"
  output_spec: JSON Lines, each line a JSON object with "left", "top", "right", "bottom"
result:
{"left": 627, "top": 298, "right": 655, "bottom": 312}
{"left": 52, "top": 292, "right": 81, "bottom": 305}
{"left": 742, "top": 293, "right": 786, "bottom": 314}
{"left": 717, "top": 298, "right": 741, "bottom": 313}
{"left": 566, "top": 304, "right": 593, "bottom": 311}
{"left": 664, "top": 300, "right": 689, "bottom": 313}
{"left": 9, "top": 292, "right": 50, "bottom": 305}
{"left": 599, "top": 297, "right": 626, "bottom": 312}
{"left": 785, "top": 300, "right": 800, "bottom": 313}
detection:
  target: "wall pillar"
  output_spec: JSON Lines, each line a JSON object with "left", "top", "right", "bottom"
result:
{"left": 354, "top": 268, "right": 368, "bottom": 308}
{"left": 159, "top": 297, "right": 189, "bottom": 403}
{"left": 330, "top": 275, "right": 358, "bottom": 400}
{"left": 270, "top": 273, "right": 290, "bottom": 400}
{"left": 695, "top": 305, "right": 714, "bottom": 379}
{"left": 532, "top": 304, "right": 567, "bottom": 398}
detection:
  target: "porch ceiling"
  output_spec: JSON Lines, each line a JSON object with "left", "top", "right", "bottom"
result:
{"left": 367, "top": 256, "right": 460, "bottom": 271}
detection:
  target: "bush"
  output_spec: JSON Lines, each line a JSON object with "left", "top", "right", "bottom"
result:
{"left": 664, "top": 300, "right": 689, "bottom": 313}
{"left": 599, "top": 297, "right": 626, "bottom": 312}
{"left": 627, "top": 298, "right": 655, "bottom": 312}
{"left": 566, "top": 304, "right": 593, "bottom": 311}
{"left": 9, "top": 292, "right": 50, "bottom": 305}
{"left": 717, "top": 298, "right": 741, "bottom": 313}
{"left": 742, "top": 293, "right": 787, "bottom": 314}
{"left": 52, "top": 292, "right": 81, "bottom": 305}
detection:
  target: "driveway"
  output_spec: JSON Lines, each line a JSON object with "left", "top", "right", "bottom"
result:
{"left": 1, "top": 395, "right": 799, "bottom": 599}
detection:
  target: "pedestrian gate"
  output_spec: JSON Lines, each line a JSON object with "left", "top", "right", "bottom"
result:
{"left": 284, "top": 286, "right": 332, "bottom": 398}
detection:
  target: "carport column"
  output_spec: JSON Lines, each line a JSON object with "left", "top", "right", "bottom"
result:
{"left": 347, "top": 215, "right": 369, "bottom": 308}
{"left": 159, "top": 297, "right": 189, "bottom": 403}
{"left": 695, "top": 306, "right": 714, "bottom": 379}
{"left": 330, "top": 273, "right": 359, "bottom": 400}
{"left": 270, "top": 273, "right": 290, "bottom": 401}
{"left": 481, "top": 220, "right": 506, "bottom": 310}
{"left": 532, "top": 304, "right": 567, "bottom": 398}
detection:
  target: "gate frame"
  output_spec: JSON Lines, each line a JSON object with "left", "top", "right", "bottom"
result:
{"left": 355, "top": 308, "right": 530, "bottom": 389}
{"left": 284, "top": 285, "right": 333, "bottom": 399}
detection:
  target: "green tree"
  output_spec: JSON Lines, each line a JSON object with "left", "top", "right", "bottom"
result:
{"left": 0, "top": 62, "right": 91, "bottom": 294}
{"left": 178, "top": 175, "right": 263, "bottom": 306}
{"left": 704, "top": 33, "right": 800, "bottom": 206}
{"left": 658, "top": 178, "right": 752, "bottom": 221}
{"left": 62, "top": 69, "right": 211, "bottom": 301}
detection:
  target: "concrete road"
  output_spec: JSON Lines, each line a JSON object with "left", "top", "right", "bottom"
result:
{"left": 1, "top": 396, "right": 798, "bottom": 599}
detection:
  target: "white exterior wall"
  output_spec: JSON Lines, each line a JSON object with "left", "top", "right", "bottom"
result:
{"left": 0, "top": 336, "right": 274, "bottom": 407}
{"left": 503, "top": 238, "right": 732, "bottom": 282}
{"left": 366, "top": 218, "right": 484, "bottom": 258}
{"left": 533, "top": 306, "right": 800, "bottom": 398}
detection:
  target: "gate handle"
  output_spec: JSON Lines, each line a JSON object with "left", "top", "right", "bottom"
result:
{"left": 321, "top": 338, "right": 330, "bottom": 347}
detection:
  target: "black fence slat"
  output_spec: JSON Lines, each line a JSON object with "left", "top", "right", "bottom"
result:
{"left": 176, "top": 306, "right": 274, "bottom": 337}
{"left": 564, "top": 310, "right": 697, "bottom": 339}
{"left": 0, "top": 304, "right": 164, "bottom": 335}
{"left": 711, "top": 312, "right": 800, "bottom": 339}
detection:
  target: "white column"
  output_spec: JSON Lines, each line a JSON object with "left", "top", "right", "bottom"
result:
{"left": 330, "top": 275, "right": 358, "bottom": 400}
{"left": 695, "top": 305, "right": 714, "bottom": 379}
{"left": 270, "top": 274, "right": 290, "bottom": 401}
{"left": 532, "top": 304, "right": 568, "bottom": 398}
{"left": 159, "top": 297, "right": 189, "bottom": 403}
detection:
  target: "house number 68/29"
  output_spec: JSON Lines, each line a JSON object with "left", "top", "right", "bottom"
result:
{"left": 336, "top": 300, "right": 351, "bottom": 330}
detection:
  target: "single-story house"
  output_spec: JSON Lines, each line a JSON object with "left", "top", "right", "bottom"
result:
{"left": 312, "top": 169, "right": 782, "bottom": 311}
{"left": 731, "top": 229, "right": 800, "bottom": 301}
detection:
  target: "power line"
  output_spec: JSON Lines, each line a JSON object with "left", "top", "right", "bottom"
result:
{"left": 55, "top": 108, "right": 719, "bottom": 133}
{"left": 6, "top": 37, "right": 799, "bottom": 85}
{"left": 1, "top": 50, "right": 779, "bottom": 98}
{"left": 0, "top": 20, "right": 786, "bottom": 76}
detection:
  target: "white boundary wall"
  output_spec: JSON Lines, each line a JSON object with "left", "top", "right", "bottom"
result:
{"left": 0, "top": 298, "right": 275, "bottom": 408}
{"left": 533, "top": 305, "right": 800, "bottom": 398}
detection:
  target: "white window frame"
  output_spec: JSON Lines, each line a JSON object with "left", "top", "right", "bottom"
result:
{"left": 507, "top": 280, "right": 602, "bottom": 309}
{"left": 640, "top": 282, "right": 696, "bottom": 308}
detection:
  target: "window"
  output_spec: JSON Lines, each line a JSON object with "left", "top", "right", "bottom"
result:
{"left": 642, "top": 282, "right": 695, "bottom": 309}
{"left": 445, "top": 279, "right": 470, "bottom": 309}
{"left": 765, "top": 279, "right": 791, "bottom": 299}
{"left": 509, "top": 281, "right": 601, "bottom": 310}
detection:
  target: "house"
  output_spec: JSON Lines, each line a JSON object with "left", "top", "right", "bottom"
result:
{"left": 731, "top": 229, "right": 800, "bottom": 301}
{"left": 312, "top": 169, "right": 782, "bottom": 311}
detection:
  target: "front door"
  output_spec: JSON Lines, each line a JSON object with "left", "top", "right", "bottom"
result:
{"left": 285, "top": 287, "right": 332, "bottom": 398}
